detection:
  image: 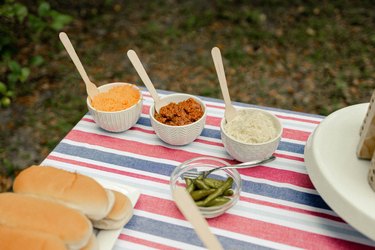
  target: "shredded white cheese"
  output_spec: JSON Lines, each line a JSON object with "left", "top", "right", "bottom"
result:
{"left": 223, "top": 110, "right": 277, "bottom": 144}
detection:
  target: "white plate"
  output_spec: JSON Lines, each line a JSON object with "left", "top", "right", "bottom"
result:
{"left": 94, "top": 178, "right": 140, "bottom": 250}
{"left": 304, "top": 103, "right": 375, "bottom": 241}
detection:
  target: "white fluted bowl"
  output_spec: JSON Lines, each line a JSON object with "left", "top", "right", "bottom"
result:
{"left": 87, "top": 82, "right": 142, "bottom": 132}
{"left": 220, "top": 108, "right": 283, "bottom": 162}
{"left": 149, "top": 93, "right": 207, "bottom": 146}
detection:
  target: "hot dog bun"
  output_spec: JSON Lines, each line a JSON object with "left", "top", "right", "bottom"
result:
{"left": 0, "top": 225, "right": 67, "bottom": 250}
{"left": 93, "top": 190, "right": 133, "bottom": 230}
{"left": 80, "top": 234, "right": 98, "bottom": 250}
{"left": 13, "top": 165, "right": 115, "bottom": 220}
{"left": 0, "top": 193, "right": 92, "bottom": 250}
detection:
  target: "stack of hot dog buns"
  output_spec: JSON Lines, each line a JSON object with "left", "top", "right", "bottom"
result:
{"left": 0, "top": 165, "right": 133, "bottom": 250}
{"left": 357, "top": 90, "right": 375, "bottom": 191}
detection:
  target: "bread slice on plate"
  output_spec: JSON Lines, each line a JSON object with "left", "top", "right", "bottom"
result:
{"left": 93, "top": 189, "right": 134, "bottom": 230}
{"left": 0, "top": 193, "right": 92, "bottom": 250}
{"left": 0, "top": 225, "right": 67, "bottom": 250}
{"left": 13, "top": 165, "right": 115, "bottom": 221}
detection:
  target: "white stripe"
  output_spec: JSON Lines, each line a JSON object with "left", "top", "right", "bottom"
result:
{"left": 229, "top": 201, "right": 375, "bottom": 246}
{"left": 135, "top": 210, "right": 300, "bottom": 250}
{"left": 120, "top": 229, "right": 205, "bottom": 250}
{"left": 267, "top": 158, "right": 308, "bottom": 174}
{"left": 281, "top": 137, "right": 307, "bottom": 145}
{"left": 275, "top": 149, "right": 304, "bottom": 158}
{"left": 113, "top": 239, "right": 156, "bottom": 250}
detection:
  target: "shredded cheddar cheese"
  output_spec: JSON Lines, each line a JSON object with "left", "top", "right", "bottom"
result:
{"left": 91, "top": 85, "right": 140, "bottom": 112}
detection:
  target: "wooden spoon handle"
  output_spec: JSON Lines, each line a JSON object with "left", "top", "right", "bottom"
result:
{"left": 172, "top": 186, "right": 224, "bottom": 250}
{"left": 59, "top": 32, "right": 98, "bottom": 99}
{"left": 127, "top": 50, "right": 161, "bottom": 107}
{"left": 211, "top": 47, "right": 237, "bottom": 121}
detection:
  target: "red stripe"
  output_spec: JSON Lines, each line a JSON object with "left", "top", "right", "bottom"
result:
{"left": 240, "top": 196, "right": 345, "bottom": 223}
{"left": 282, "top": 128, "right": 310, "bottom": 141}
{"left": 276, "top": 114, "right": 321, "bottom": 124}
{"left": 119, "top": 234, "right": 178, "bottom": 250}
{"left": 238, "top": 166, "right": 314, "bottom": 189}
{"left": 274, "top": 153, "right": 304, "bottom": 162}
{"left": 46, "top": 155, "right": 170, "bottom": 185}
{"left": 129, "top": 126, "right": 155, "bottom": 134}
{"left": 82, "top": 117, "right": 94, "bottom": 123}
{"left": 135, "top": 194, "right": 373, "bottom": 249}
{"left": 65, "top": 130, "right": 215, "bottom": 163}
{"left": 194, "top": 138, "right": 223, "bottom": 147}
{"left": 142, "top": 104, "right": 150, "bottom": 114}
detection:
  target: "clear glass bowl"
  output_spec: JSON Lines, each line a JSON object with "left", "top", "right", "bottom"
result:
{"left": 170, "top": 157, "right": 242, "bottom": 218}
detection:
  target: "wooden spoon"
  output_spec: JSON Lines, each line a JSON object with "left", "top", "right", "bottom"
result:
{"left": 59, "top": 32, "right": 99, "bottom": 100}
{"left": 172, "top": 186, "right": 224, "bottom": 250}
{"left": 127, "top": 50, "right": 168, "bottom": 113}
{"left": 211, "top": 47, "right": 238, "bottom": 122}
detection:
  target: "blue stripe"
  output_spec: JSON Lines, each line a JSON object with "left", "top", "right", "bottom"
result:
{"left": 54, "top": 143, "right": 329, "bottom": 210}
{"left": 242, "top": 180, "right": 330, "bottom": 210}
{"left": 278, "top": 141, "right": 305, "bottom": 154}
{"left": 126, "top": 215, "right": 271, "bottom": 250}
{"left": 55, "top": 143, "right": 176, "bottom": 176}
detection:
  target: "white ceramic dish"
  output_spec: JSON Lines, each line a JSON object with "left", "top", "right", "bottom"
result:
{"left": 87, "top": 82, "right": 142, "bottom": 132}
{"left": 304, "top": 103, "right": 375, "bottom": 241}
{"left": 149, "top": 93, "right": 207, "bottom": 146}
{"left": 220, "top": 108, "right": 282, "bottom": 162}
{"left": 94, "top": 178, "right": 140, "bottom": 250}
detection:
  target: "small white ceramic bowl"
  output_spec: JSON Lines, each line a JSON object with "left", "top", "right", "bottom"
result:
{"left": 170, "top": 156, "right": 241, "bottom": 218}
{"left": 87, "top": 82, "right": 142, "bottom": 132}
{"left": 220, "top": 108, "right": 283, "bottom": 162}
{"left": 149, "top": 93, "right": 207, "bottom": 146}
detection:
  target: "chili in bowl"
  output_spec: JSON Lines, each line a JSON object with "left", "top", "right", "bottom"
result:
{"left": 149, "top": 93, "right": 207, "bottom": 146}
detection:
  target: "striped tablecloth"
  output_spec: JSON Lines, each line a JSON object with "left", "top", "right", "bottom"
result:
{"left": 42, "top": 90, "right": 375, "bottom": 249}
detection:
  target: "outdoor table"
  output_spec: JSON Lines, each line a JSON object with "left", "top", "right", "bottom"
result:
{"left": 42, "top": 89, "right": 375, "bottom": 249}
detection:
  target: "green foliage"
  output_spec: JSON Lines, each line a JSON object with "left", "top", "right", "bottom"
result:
{"left": 0, "top": 0, "right": 72, "bottom": 108}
